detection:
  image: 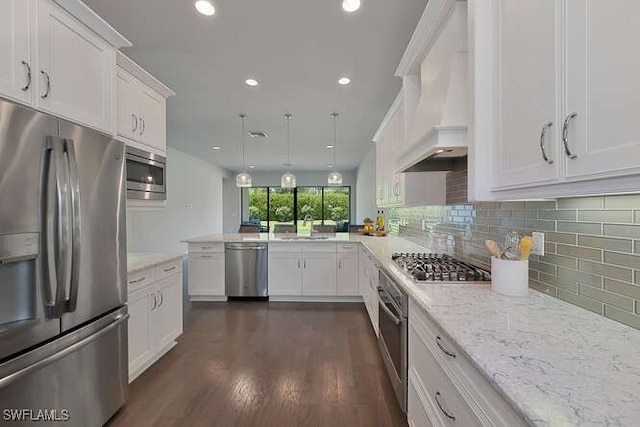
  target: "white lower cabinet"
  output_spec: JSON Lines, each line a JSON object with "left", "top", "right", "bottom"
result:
{"left": 337, "top": 244, "right": 359, "bottom": 296}
{"left": 187, "top": 243, "right": 225, "bottom": 300}
{"left": 359, "top": 246, "right": 379, "bottom": 336}
{"left": 268, "top": 251, "right": 303, "bottom": 295}
{"left": 127, "top": 259, "right": 184, "bottom": 383}
{"left": 302, "top": 251, "right": 337, "bottom": 295}
{"left": 408, "top": 299, "right": 527, "bottom": 426}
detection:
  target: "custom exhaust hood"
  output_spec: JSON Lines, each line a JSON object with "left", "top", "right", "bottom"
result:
{"left": 395, "top": 0, "right": 468, "bottom": 173}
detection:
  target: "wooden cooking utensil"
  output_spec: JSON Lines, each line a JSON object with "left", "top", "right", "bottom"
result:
{"left": 485, "top": 240, "right": 503, "bottom": 259}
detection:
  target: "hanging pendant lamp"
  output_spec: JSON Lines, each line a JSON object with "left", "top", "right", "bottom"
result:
{"left": 281, "top": 114, "right": 296, "bottom": 188}
{"left": 235, "top": 114, "right": 252, "bottom": 187}
{"left": 327, "top": 113, "right": 343, "bottom": 186}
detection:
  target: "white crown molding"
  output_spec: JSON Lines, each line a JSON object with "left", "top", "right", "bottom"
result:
{"left": 371, "top": 90, "right": 403, "bottom": 143}
{"left": 117, "top": 52, "right": 176, "bottom": 98}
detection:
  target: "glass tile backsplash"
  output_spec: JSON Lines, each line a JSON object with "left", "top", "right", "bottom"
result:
{"left": 388, "top": 194, "right": 640, "bottom": 330}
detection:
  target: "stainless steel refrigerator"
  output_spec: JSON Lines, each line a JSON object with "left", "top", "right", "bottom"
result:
{"left": 0, "top": 98, "right": 128, "bottom": 426}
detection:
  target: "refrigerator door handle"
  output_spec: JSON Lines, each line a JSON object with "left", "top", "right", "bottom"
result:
{"left": 64, "top": 139, "right": 81, "bottom": 313}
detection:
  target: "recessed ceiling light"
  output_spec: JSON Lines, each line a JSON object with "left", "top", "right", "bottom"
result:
{"left": 249, "top": 165, "right": 255, "bottom": 169}
{"left": 327, "top": 164, "right": 333, "bottom": 168}
{"left": 338, "top": 77, "right": 351, "bottom": 85}
{"left": 341, "top": 0, "right": 361, "bottom": 13}
{"left": 195, "top": 0, "right": 215, "bottom": 16}
{"left": 245, "top": 79, "right": 259, "bottom": 87}
{"left": 212, "top": 146, "right": 221, "bottom": 150}
{"left": 326, "top": 145, "right": 334, "bottom": 149}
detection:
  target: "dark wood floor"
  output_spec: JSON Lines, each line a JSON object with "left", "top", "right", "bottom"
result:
{"left": 108, "top": 302, "right": 407, "bottom": 427}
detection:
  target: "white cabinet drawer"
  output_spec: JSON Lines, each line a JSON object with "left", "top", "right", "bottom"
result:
{"left": 408, "top": 371, "right": 435, "bottom": 427}
{"left": 302, "top": 242, "right": 336, "bottom": 253}
{"left": 127, "top": 268, "right": 155, "bottom": 292}
{"left": 157, "top": 258, "right": 182, "bottom": 280}
{"left": 337, "top": 243, "right": 358, "bottom": 253}
{"left": 188, "top": 243, "right": 224, "bottom": 253}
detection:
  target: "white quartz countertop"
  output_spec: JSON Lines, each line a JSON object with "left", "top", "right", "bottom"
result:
{"left": 127, "top": 252, "right": 185, "bottom": 275}
{"left": 359, "top": 236, "right": 640, "bottom": 427}
{"left": 181, "top": 233, "right": 640, "bottom": 425}
{"left": 184, "top": 232, "right": 360, "bottom": 243}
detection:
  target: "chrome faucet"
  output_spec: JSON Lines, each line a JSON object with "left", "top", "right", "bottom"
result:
{"left": 303, "top": 214, "right": 313, "bottom": 229}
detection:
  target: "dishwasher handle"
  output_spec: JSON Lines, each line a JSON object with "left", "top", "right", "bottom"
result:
{"left": 225, "top": 243, "right": 268, "bottom": 251}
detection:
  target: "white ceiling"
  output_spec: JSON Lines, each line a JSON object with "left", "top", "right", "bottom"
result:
{"left": 83, "top": 0, "right": 427, "bottom": 172}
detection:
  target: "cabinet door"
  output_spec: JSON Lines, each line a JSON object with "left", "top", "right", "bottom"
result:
{"left": 302, "top": 252, "right": 337, "bottom": 295}
{"left": 337, "top": 253, "right": 358, "bottom": 295}
{"left": 138, "top": 83, "right": 166, "bottom": 152}
{"left": 564, "top": 0, "right": 640, "bottom": 180}
{"left": 116, "top": 67, "right": 138, "bottom": 140}
{"left": 156, "top": 274, "right": 183, "bottom": 350}
{"left": 36, "top": 0, "right": 114, "bottom": 132}
{"left": 369, "top": 267, "right": 379, "bottom": 335}
{"left": 268, "top": 253, "right": 303, "bottom": 295}
{"left": 188, "top": 253, "right": 225, "bottom": 297}
{"left": 491, "top": 0, "right": 562, "bottom": 189}
{"left": 127, "top": 286, "right": 154, "bottom": 379}
{"left": 0, "top": 0, "right": 32, "bottom": 104}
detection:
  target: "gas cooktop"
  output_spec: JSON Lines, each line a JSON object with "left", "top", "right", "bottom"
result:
{"left": 391, "top": 253, "right": 491, "bottom": 283}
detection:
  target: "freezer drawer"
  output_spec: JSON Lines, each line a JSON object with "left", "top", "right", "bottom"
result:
{"left": 225, "top": 243, "right": 268, "bottom": 297}
{"left": 0, "top": 307, "right": 128, "bottom": 426}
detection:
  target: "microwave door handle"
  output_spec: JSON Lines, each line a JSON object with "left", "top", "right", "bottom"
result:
{"left": 64, "top": 139, "right": 81, "bottom": 313}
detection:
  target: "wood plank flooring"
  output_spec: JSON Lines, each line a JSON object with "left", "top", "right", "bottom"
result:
{"left": 108, "top": 302, "right": 407, "bottom": 427}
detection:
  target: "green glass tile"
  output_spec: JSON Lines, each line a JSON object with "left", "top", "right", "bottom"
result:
{"left": 557, "top": 197, "right": 604, "bottom": 209}
{"left": 604, "top": 251, "right": 640, "bottom": 270}
{"left": 556, "top": 244, "right": 602, "bottom": 262}
{"left": 578, "top": 236, "right": 633, "bottom": 253}
{"left": 602, "top": 224, "right": 640, "bottom": 239}
{"left": 540, "top": 210, "right": 577, "bottom": 221}
{"left": 603, "top": 278, "right": 640, "bottom": 299}
{"left": 579, "top": 284, "right": 634, "bottom": 311}
{"left": 558, "top": 290, "right": 603, "bottom": 315}
{"left": 579, "top": 210, "right": 633, "bottom": 223}
{"left": 604, "top": 194, "right": 640, "bottom": 209}
{"left": 530, "top": 280, "right": 557, "bottom": 297}
{"left": 604, "top": 306, "right": 640, "bottom": 330}
{"left": 545, "top": 232, "right": 578, "bottom": 245}
{"left": 557, "top": 221, "right": 602, "bottom": 235}
{"left": 578, "top": 260, "right": 633, "bottom": 282}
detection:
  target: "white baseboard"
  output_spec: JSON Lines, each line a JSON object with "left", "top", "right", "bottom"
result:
{"left": 128, "top": 341, "right": 178, "bottom": 383}
{"left": 189, "top": 295, "right": 227, "bottom": 302}
{"left": 268, "top": 295, "right": 364, "bottom": 303}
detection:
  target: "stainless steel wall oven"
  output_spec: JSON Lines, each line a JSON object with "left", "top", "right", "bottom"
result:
{"left": 378, "top": 268, "right": 408, "bottom": 413}
{"left": 126, "top": 146, "right": 166, "bottom": 200}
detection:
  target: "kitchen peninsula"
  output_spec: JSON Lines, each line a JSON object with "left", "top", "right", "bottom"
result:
{"left": 183, "top": 232, "right": 640, "bottom": 426}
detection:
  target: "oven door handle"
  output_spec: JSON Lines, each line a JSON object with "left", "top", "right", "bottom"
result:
{"left": 378, "top": 293, "right": 402, "bottom": 325}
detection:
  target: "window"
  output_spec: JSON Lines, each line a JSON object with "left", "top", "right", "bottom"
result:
{"left": 241, "top": 186, "right": 350, "bottom": 232}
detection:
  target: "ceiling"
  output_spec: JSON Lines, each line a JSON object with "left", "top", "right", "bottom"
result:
{"left": 83, "top": 0, "right": 427, "bottom": 172}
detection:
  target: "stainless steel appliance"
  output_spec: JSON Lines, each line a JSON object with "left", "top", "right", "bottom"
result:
{"left": 377, "top": 268, "right": 408, "bottom": 413}
{"left": 392, "top": 252, "right": 491, "bottom": 282}
{"left": 0, "top": 98, "right": 128, "bottom": 426}
{"left": 125, "top": 146, "right": 166, "bottom": 200}
{"left": 225, "top": 242, "right": 268, "bottom": 297}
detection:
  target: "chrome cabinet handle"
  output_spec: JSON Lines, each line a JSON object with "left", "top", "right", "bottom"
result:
{"left": 158, "top": 291, "right": 164, "bottom": 307}
{"left": 129, "top": 276, "right": 146, "bottom": 285}
{"left": 562, "top": 112, "right": 578, "bottom": 159}
{"left": 201, "top": 246, "right": 212, "bottom": 250}
{"left": 436, "top": 336, "right": 456, "bottom": 358}
{"left": 393, "top": 183, "right": 400, "bottom": 197}
{"left": 303, "top": 259, "right": 307, "bottom": 269}
{"left": 139, "top": 117, "right": 145, "bottom": 136}
{"left": 21, "top": 60, "right": 31, "bottom": 91}
{"left": 40, "top": 70, "right": 51, "bottom": 99}
{"left": 435, "top": 392, "right": 456, "bottom": 420}
{"left": 163, "top": 266, "right": 176, "bottom": 273}
{"left": 539, "top": 122, "right": 554, "bottom": 164}
{"left": 338, "top": 260, "right": 342, "bottom": 269}
{"left": 150, "top": 293, "right": 157, "bottom": 311}
{"left": 297, "top": 259, "right": 301, "bottom": 269}
{"left": 132, "top": 114, "right": 138, "bottom": 132}
{"left": 200, "top": 255, "right": 212, "bottom": 259}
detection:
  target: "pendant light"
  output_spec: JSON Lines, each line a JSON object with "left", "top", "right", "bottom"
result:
{"left": 280, "top": 114, "right": 296, "bottom": 188}
{"left": 235, "top": 114, "right": 252, "bottom": 187}
{"left": 327, "top": 113, "right": 343, "bottom": 186}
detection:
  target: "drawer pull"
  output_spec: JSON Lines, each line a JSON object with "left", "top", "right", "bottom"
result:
{"left": 436, "top": 336, "right": 456, "bottom": 358}
{"left": 200, "top": 255, "right": 212, "bottom": 259}
{"left": 129, "top": 276, "right": 146, "bottom": 285}
{"left": 435, "top": 391, "right": 456, "bottom": 420}
{"left": 201, "top": 246, "right": 212, "bottom": 250}
{"left": 163, "top": 266, "right": 177, "bottom": 273}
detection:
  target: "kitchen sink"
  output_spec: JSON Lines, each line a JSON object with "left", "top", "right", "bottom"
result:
{"left": 277, "top": 235, "right": 330, "bottom": 240}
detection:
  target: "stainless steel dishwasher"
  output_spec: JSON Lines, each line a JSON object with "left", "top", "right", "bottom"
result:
{"left": 225, "top": 242, "right": 268, "bottom": 297}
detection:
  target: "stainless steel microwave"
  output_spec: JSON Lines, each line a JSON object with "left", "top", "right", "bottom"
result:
{"left": 125, "top": 146, "right": 166, "bottom": 200}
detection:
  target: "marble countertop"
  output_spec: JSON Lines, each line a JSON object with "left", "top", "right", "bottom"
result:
{"left": 127, "top": 252, "right": 185, "bottom": 275}
{"left": 358, "top": 236, "right": 640, "bottom": 427}
{"left": 184, "top": 232, "right": 367, "bottom": 243}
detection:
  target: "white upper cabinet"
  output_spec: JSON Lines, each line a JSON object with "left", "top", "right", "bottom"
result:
{"left": 0, "top": 0, "right": 32, "bottom": 104}
{"left": 116, "top": 53, "right": 174, "bottom": 155}
{"left": 474, "top": 0, "right": 640, "bottom": 198}
{"left": 36, "top": 0, "right": 115, "bottom": 133}
{"left": 491, "top": 0, "right": 561, "bottom": 189}
{"left": 563, "top": 0, "right": 640, "bottom": 181}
